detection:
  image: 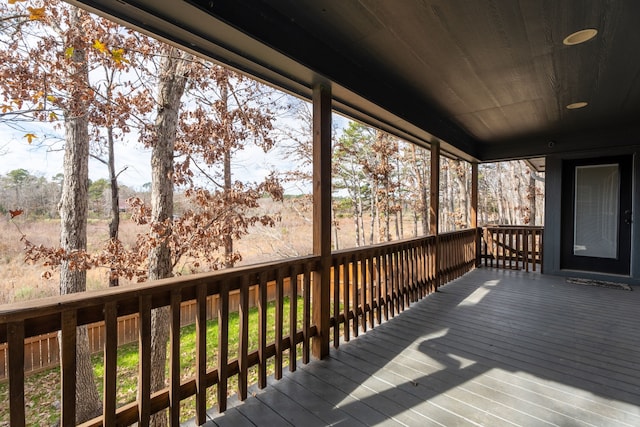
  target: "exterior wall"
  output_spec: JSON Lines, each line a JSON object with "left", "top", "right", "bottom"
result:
{"left": 543, "top": 147, "right": 640, "bottom": 285}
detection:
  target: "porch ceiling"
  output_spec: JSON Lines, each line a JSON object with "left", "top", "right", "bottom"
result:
{"left": 70, "top": 0, "right": 640, "bottom": 163}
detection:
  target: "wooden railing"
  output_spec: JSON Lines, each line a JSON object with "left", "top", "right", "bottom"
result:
{"left": 481, "top": 225, "right": 544, "bottom": 271}
{"left": 0, "top": 229, "right": 477, "bottom": 426}
{"left": 0, "top": 279, "right": 301, "bottom": 380}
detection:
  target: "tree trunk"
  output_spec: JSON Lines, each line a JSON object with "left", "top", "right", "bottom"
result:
{"left": 353, "top": 196, "right": 360, "bottom": 248}
{"left": 59, "top": 9, "right": 102, "bottom": 422}
{"left": 220, "top": 76, "right": 235, "bottom": 268}
{"left": 529, "top": 172, "right": 536, "bottom": 226}
{"left": 453, "top": 160, "right": 468, "bottom": 229}
{"left": 331, "top": 202, "right": 340, "bottom": 250}
{"left": 496, "top": 163, "right": 505, "bottom": 223}
{"left": 395, "top": 157, "right": 403, "bottom": 239}
{"left": 107, "top": 126, "right": 120, "bottom": 287}
{"left": 149, "top": 46, "right": 191, "bottom": 427}
{"left": 370, "top": 182, "right": 376, "bottom": 244}
{"left": 446, "top": 164, "right": 454, "bottom": 231}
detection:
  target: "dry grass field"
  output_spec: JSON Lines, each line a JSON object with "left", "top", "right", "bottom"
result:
{"left": 0, "top": 197, "right": 316, "bottom": 305}
{"left": 0, "top": 196, "right": 427, "bottom": 305}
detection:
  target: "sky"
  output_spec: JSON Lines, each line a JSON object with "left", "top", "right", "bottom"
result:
{"left": 0, "top": 119, "right": 309, "bottom": 193}
{"left": 0, "top": 123, "right": 153, "bottom": 189}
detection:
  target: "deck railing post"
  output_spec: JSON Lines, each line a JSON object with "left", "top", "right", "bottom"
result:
{"left": 312, "top": 83, "right": 331, "bottom": 359}
{"left": 471, "top": 162, "right": 480, "bottom": 267}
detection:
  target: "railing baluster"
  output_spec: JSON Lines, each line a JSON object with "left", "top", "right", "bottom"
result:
{"left": 383, "top": 249, "right": 390, "bottom": 320}
{"left": 258, "top": 271, "right": 268, "bottom": 388}
{"left": 343, "top": 256, "right": 350, "bottom": 342}
{"left": 104, "top": 302, "right": 118, "bottom": 426}
{"left": 406, "top": 246, "right": 412, "bottom": 301}
{"left": 60, "top": 310, "right": 76, "bottom": 427}
{"left": 400, "top": 246, "right": 407, "bottom": 307}
{"left": 275, "top": 267, "right": 284, "bottom": 379}
{"left": 368, "top": 253, "right": 375, "bottom": 327}
{"left": 360, "top": 254, "right": 367, "bottom": 332}
{"left": 289, "top": 266, "right": 298, "bottom": 372}
{"left": 523, "top": 229, "right": 527, "bottom": 269}
{"left": 195, "top": 284, "right": 207, "bottom": 422}
{"left": 138, "top": 295, "right": 152, "bottom": 426}
{"left": 303, "top": 264, "right": 311, "bottom": 363}
{"left": 217, "top": 281, "right": 229, "bottom": 412}
{"left": 413, "top": 244, "right": 419, "bottom": 298}
{"left": 332, "top": 259, "right": 340, "bottom": 348}
{"left": 375, "top": 250, "right": 382, "bottom": 325}
{"left": 352, "top": 255, "right": 359, "bottom": 337}
{"left": 390, "top": 249, "right": 397, "bottom": 317}
{"left": 239, "top": 275, "right": 250, "bottom": 399}
{"left": 8, "top": 321, "right": 25, "bottom": 427}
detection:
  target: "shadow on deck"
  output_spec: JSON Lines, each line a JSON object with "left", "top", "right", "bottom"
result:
{"left": 200, "top": 268, "right": 640, "bottom": 427}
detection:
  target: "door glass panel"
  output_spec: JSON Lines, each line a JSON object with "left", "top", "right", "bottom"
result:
{"left": 574, "top": 164, "right": 619, "bottom": 258}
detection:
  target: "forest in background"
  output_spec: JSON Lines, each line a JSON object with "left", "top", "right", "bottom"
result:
{"left": 1, "top": 153, "right": 544, "bottom": 306}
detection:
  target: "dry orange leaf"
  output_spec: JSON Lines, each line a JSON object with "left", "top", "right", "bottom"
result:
{"left": 24, "top": 133, "right": 37, "bottom": 143}
{"left": 27, "top": 6, "right": 45, "bottom": 20}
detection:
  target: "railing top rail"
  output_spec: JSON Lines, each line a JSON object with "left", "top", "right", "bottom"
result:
{"left": 0, "top": 254, "right": 320, "bottom": 339}
{"left": 483, "top": 225, "right": 544, "bottom": 230}
{"left": 331, "top": 228, "right": 475, "bottom": 257}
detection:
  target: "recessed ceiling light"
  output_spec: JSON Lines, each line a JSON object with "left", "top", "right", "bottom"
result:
{"left": 566, "top": 101, "right": 588, "bottom": 109}
{"left": 563, "top": 29, "right": 598, "bottom": 46}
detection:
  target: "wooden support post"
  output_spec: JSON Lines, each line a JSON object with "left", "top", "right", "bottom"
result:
{"left": 138, "top": 295, "right": 152, "bottom": 426}
{"left": 217, "top": 283, "right": 229, "bottom": 413}
{"left": 169, "top": 291, "right": 182, "bottom": 426}
{"left": 430, "top": 141, "right": 440, "bottom": 288}
{"left": 471, "top": 162, "right": 480, "bottom": 267}
{"left": 103, "top": 302, "right": 118, "bottom": 427}
{"left": 312, "top": 83, "right": 331, "bottom": 360}
{"left": 8, "top": 322, "right": 25, "bottom": 427}
{"left": 60, "top": 311, "right": 77, "bottom": 427}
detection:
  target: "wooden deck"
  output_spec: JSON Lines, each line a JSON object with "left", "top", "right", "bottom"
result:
{"left": 200, "top": 268, "right": 640, "bottom": 427}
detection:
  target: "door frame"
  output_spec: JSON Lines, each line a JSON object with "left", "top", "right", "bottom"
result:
{"left": 560, "top": 155, "right": 633, "bottom": 275}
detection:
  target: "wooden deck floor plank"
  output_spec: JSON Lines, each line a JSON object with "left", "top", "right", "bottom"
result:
{"left": 302, "top": 356, "right": 456, "bottom": 427}
{"left": 409, "top": 315, "right": 640, "bottom": 399}
{"left": 356, "top": 320, "right": 640, "bottom": 426}
{"left": 372, "top": 306, "right": 640, "bottom": 403}
{"left": 285, "top": 361, "right": 407, "bottom": 426}
{"left": 317, "top": 348, "right": 525, "bottom": 427}
{"left": 407, "top": 299, "right": 640, "bottom": 367}
{"left": 298, "top": 361, "right": 434, "bottom": 426}
{"left": 399, "top": 303, "right": 640, "bottom": 382}
{"left": 330, "top": 344, "right": 560, "bottom": 427}
{"left": 203, "top": 407, "right": 255, "bottom": 427}
{"left": 232, "top": 390, "right": 294, "bottom": 426}
{"left": 365, "top": 335, "right": 636, "bottom": 427}
{"left": 328, "top": 348, "right": 476, "bottom": 426}
{"left": 336, "top": 332, "right": 593, "bottom": 427}
{"left": 439, "top": 271, "right": 640, "bottom": 347}
{"left": 441, "top": 289, "right": 640, "bottom": 351}
{"left": 347, "top": 324, "right": 637, "bottom": 427}
{"left": 252, "top": 385, "right": 329, "bottom": 427}
{"left": 272, "top": 373, "right": 370, "bottom": 427}
{"left": 363, "top": 300, "right": 637, "bottom": 424}
{"left": 389, "top": 276, "right": 640, "bottom": 394}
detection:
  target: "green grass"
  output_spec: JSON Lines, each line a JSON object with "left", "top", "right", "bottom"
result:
{"left": 0, "top": 296, "right": 304, "bottom": 425}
